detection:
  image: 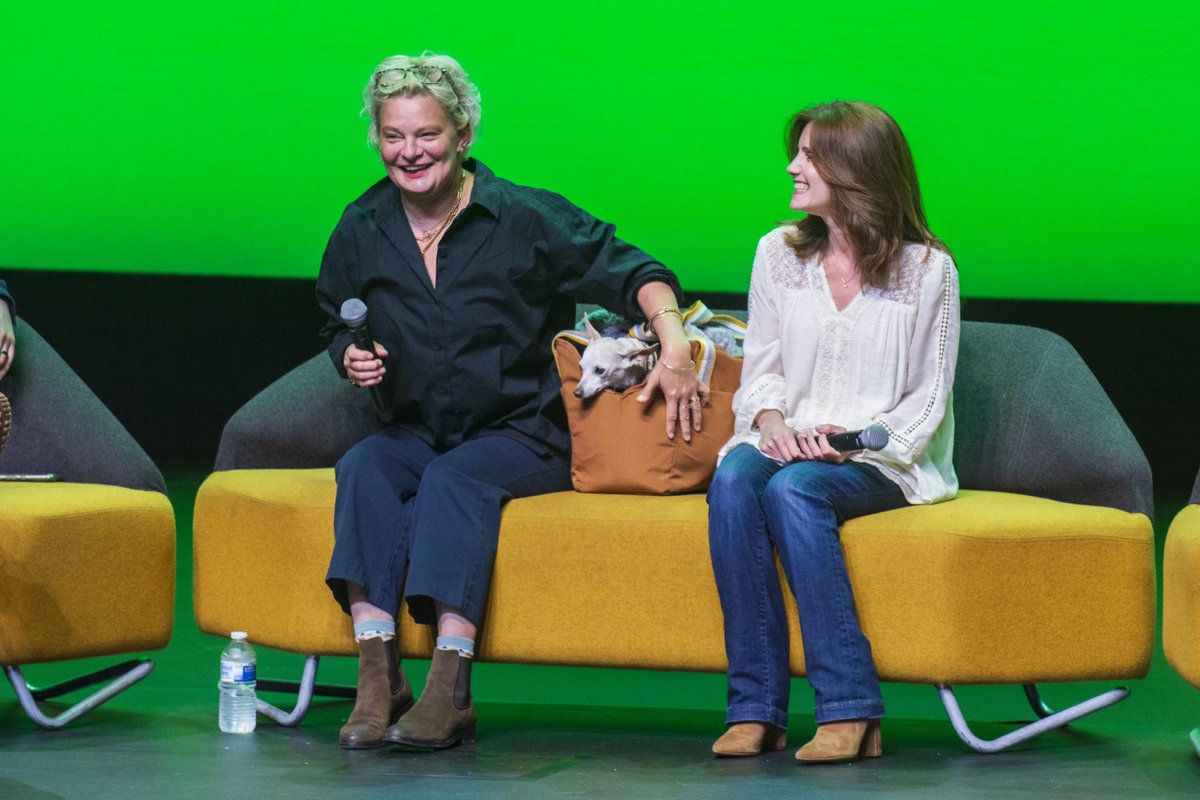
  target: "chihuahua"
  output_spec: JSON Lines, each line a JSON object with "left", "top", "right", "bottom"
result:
{"left": 574, "top": 313, "right": 659, "bottom": 400}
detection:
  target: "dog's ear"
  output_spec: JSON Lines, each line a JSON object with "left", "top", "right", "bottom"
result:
{"left": 618, "top": 339, "right": 660, "bottom": 358}
{"left": 582, "top": 313, "right": 601, "bottom": 342}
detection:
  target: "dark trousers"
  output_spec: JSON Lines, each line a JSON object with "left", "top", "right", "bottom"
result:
{"left": 326, "top": 427, "right": 572, "bottom": 626}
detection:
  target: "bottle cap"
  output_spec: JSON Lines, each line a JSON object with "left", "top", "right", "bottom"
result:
{"left": 231, "top": 631, "right": 248, "bottom": 640}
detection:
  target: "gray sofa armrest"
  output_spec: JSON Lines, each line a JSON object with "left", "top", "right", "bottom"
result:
{"left": 953, "top": 321, "right": 1153, "bottom": 517}
{"left": 214, "top": 353, "right": 384, "bottom": 471}
{"left": 0, "top": 318, "right": 165, "bottom": 493}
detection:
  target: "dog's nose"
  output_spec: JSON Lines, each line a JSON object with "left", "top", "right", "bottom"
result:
{"left": 573, "top": 386, "right": 583, "bottom": 398}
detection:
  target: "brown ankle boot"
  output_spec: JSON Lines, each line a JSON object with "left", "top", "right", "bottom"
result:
{"left": 794, "top": 719, "right": 882, "bottom": 763}
{"left": 712, "top": 722, "right": 788, "bottom": 757}
{"left": 339, "top": 637, "right": 413, "bottom": 749}
{"left": 383, "top": 647, "right": 475, "bottom": 749}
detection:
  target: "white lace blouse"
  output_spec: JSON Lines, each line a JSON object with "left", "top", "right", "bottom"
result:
{"left": 720, "top": 227, "right": 960, "bottom": 504}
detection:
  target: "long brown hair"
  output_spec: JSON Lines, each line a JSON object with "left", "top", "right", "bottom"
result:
{"left": 784, "top": 101, "right": 946, "bottom": 288}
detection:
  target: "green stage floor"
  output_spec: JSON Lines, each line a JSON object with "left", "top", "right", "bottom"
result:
{"left": 1, "top": 465, "right": 1198, "bottom": 798}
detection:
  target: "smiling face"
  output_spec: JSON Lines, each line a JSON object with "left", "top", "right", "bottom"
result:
{"left": 377, "top": 93, "right": 468, "bottom": 204}
{"left": 787, "top": 123, "right": 832, "bottom": 217}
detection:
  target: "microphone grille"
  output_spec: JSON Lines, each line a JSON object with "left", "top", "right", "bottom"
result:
{"left": 339, "top": 298, "right": 368, "bottom": 326}
{"left": 860, "top": 424, "right": 889, "bottom": 451}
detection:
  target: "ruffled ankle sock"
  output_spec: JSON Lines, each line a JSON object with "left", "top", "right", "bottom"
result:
{"left": 436, "top": 635, "right": 475, "bottom": 658}
{"left": 354, "top": 620, "right": 396, "bottom": 642}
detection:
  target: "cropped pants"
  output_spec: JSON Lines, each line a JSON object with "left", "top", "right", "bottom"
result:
{"left": 326, "top": 426, "right": 572, "bottom": 626}
{"left": 707, "top": 445, "right": 908, "bottom": 728}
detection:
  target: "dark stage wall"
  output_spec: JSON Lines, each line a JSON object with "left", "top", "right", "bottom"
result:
{"left": 5, "top": 268, "right": 1198, "bottom": 495}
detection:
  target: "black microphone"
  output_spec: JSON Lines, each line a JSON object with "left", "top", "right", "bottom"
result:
{"left": 825, "top": 424, "right": 889, "bottom": 452}
{"left": 339, "top": 298, "right": 394, "bottom": 423}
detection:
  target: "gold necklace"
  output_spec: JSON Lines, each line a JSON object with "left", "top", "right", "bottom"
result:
{"left": 410, "top": 171, "right": 466, "bottom": 255}
{"left": 823, "top": 255, "right": 859, "bottom": 288}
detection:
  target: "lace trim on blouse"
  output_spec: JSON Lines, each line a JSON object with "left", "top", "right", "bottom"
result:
{"left": 762, "top": 233, "right": 952, "bottom": 450}
{"left": 877, "top": 251, "right": 955, "bottom": 451}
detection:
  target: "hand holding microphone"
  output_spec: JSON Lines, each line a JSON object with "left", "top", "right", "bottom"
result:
{"left": 339, "top": 298, "right": 394, "bottom": 423}
{"left": 795, "top": 423, "right": 889, "bottom": 463}
{"left": 758, "top": 409, "right": 889, "bottom": 463}
{"left": 825, "top": 424, "right": 889, "bottom": 453}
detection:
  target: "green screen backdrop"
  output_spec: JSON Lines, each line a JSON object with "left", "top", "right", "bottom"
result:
{"left": 2, "top": 1, "right": 1197, "bottom": 301}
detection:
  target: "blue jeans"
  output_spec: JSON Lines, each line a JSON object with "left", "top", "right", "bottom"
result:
{"left": 707, "top": 445, "right": 908, "bottom": 728}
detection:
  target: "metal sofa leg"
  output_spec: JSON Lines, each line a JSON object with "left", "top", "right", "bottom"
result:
{"left": 936, "top": 683, "right": 1130, "bottom": 753}
{"left": 254, "top": 655, "right": 355, "bottom": 727}
{"left": 1022, "top": 683, "right": 1055, "bottom": 718}
{"left": 4, "top": 659, "right": 155, "bottom": 729}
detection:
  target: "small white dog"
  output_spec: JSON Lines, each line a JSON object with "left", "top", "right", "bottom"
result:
{"left": 574, "top": 313, "right": 658, "bottom": 400}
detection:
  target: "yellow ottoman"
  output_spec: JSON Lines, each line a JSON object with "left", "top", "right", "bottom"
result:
{"left": 0, "top": 482, "right": 176, "bottom": 728}
{"left": 1164, "top": 502, "right": 1200, "bottom": 755}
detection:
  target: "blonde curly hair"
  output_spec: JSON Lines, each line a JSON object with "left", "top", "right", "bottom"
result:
{"left": 362, "top": 51, "right": 482, "bottom": 151}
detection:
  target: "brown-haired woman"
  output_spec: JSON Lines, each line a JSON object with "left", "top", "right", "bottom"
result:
{"left": 706, "top": 101, "right": 960, "bottom": 763}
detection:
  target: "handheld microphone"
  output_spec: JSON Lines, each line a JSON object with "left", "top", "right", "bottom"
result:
{"left": 825, "top": 424, "right": 889, "bottom": 452}
{"left": 339, "top": 298, "right": 394, "bottom": 423}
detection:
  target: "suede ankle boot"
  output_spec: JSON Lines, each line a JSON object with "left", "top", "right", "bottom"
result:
{"left": 711, "top": 722, "right": 787, "bottom": 757}
{"left": 339, "top": 636, "right": 413, "bottom": 749}
{"left": 794, "top": 719, "right": 882, "bottom": 763}
{"left": 383, "top": 647, "right": 475, "bottom": 749}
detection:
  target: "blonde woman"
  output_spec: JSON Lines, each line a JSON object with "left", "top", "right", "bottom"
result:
{"left": 316, "top": 52, "right": 702, "bottom": 751}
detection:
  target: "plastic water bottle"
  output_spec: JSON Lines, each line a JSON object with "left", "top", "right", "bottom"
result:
{"left": 218, "top": 631, "right": 257, "bottom": 733}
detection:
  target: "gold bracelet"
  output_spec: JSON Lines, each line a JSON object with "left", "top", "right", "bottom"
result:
{"left": 648, "top": 307, "right": 683, "bottom": 325}
{"left": 659, "top": 359, "right": 695, "bottom": 372}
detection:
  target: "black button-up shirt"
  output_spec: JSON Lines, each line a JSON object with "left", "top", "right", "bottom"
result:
{"left": 316, "top": 159, "right": 681, "bottom": 455}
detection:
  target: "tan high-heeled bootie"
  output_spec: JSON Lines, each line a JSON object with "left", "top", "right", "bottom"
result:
{"left": 712, "top": 722, "right": 787, "bottom": 757}
{"left": 794, "top": 719, "right": 882, "bottom": 763}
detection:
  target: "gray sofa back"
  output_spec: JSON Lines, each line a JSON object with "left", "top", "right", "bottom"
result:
{"left": 214, "top": 319, "right": 1153, "bottom": 517}
{"left": 0, "top": 319, "right": 165, "bottom": 493}
{"left": 953, "top": 321, "right": 1151, "bottom": 517}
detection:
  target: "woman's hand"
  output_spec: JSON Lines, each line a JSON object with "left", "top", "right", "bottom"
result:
{"left": 796, "top": 423, "right": 850, "bottom": 464}
{"left": 633, "top": 282, "right": 711, "bottom": 442}
{"left": 343, "top": 342, "right": 389, "bottom": 387}
{"left": 638, "top": 356, "right": 709, "bottom": 442}
{"left": 757, "top": 413, "right": 850, "bottom": 464}
{"left": 0, "top": 302, "right": 14, "bottom": 381}
{"left": 756, "top": 410, "right": 802, "bottom": 462}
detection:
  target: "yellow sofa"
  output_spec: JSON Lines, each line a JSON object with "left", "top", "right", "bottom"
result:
{"left": 1163, "top": 473, "right": 1200, "bottom": 756}
{"left": 0, "top": 321, "right": 175, "bottom": 729}
{"left": 193, "top": 320, "right": 1155, "bottom": 751}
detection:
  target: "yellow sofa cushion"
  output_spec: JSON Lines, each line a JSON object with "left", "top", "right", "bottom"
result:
{"left": 193, "top": 469, "right": 360, "bottom": 657}
{"left": 1164, "top": 504, "right": 1200, "bottom": 688}
{"left": 843, "top": 491, "right": 1153, "bottom": 684}
{"left": 193, "top": 470, "right": 1154, "bottom": 685}
{"left": 483, "top": 489, "right": 1153, "bottom": 683}
{"left": 0, "top": 482, "right": 175, "bottom": 665}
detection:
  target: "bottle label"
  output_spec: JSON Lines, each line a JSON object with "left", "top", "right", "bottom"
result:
{"left": 220, "top": 660, "right": 257, "bottom": 683}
